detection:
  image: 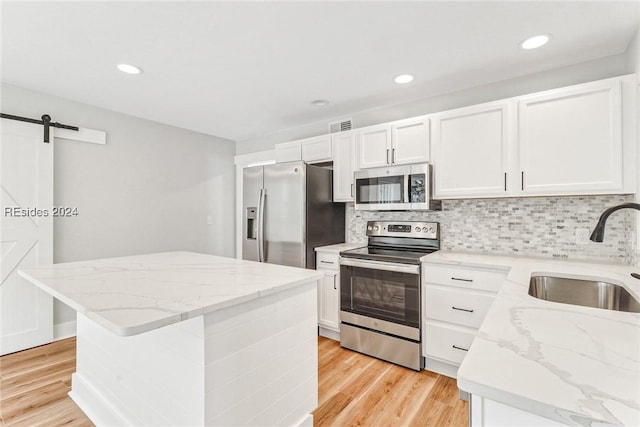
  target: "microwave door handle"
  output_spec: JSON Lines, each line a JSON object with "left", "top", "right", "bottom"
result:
{"left": 404, "top": 175, "right": 410, "bottom": 204}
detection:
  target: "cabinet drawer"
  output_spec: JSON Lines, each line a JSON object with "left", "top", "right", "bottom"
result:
{"left": 423, "top": 322, "right": 475, "bottom": 365}
{"left": 423, "top": 264, "right": 506, "bottom": 292}
{"left": 316, "top": 252, "right": 339, "bottom": 270}
{"left": 424, "top": 286, "right": 495, "bottom": 328}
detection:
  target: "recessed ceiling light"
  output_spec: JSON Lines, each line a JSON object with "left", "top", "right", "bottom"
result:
{"left": 394, "top": 74, "right": 414, "bottom": 84}
{"left": 520, "top": 34, "right": 551, "bottom": 50}
{"left": 311, "top": 99, "right": 329, "bottom": 106}
{"left": 117, "top": 63, "right": 143, "bottom": 75}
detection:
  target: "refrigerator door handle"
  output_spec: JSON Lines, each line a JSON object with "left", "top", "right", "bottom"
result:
{"left": 257, "top": 188, "right": 266, "bottom": 262}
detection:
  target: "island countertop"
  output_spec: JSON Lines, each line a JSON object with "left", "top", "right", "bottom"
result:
{"left": 18, "top": 251, "right": 323, "bottom": 337}
{"left": 423, "top": 251, "right": 640, "bottom": 426}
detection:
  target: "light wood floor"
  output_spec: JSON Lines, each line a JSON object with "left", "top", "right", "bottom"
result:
{"left": 0, "top": 336, "right": 468, "bottom": 426}
{"left": 315, "top": 336, "right": 468, "bottom": 426}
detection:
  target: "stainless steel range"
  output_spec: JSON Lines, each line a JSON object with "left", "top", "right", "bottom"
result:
{"left": 339, "top": 221, "right": 439, "bottom": 371}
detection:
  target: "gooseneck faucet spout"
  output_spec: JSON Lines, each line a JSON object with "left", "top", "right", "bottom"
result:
{"left": 589, "top": 203, "right": 640, "bottom": 242}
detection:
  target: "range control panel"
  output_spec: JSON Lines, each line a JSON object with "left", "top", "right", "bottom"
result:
{"left": 366, "top": 221, "right": 439, "bottom": 239}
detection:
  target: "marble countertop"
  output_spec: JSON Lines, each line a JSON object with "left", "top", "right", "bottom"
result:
{"left": 314, "top": 242, "right": 365, "bottom": 254}
{"left": 422, "top": 251, "right": 640, "bottom": 426}
{"left": 18, "top": 251, "right": 323, "bottom": 337}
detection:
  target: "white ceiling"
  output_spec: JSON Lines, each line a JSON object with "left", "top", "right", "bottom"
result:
{"left": 1, "top": 1, "right": 638, "bottom": 142}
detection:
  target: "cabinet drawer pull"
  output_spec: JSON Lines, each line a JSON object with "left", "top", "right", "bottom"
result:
{"left": 392, "top": 148, "right": 396, "bottom": 164}
{"left": 452, "top": 345, "right": 469, "bottom": 352}
{"left": 451, "top": 277, "right": 473, "bottom": 283}
{"left": 452, "top": 306, "right": 474, "bottom": 313}
{"left": 386, "top": 149, "right": 390, "bottom": 164}
{"left": 351, "top": 183, "right": 354, "bottom": 197}
{"left": 504, "top": 172, "right": 507, "bottom": 191}
{"left": 320, "top": 260, "right": 335, "bottom": 264}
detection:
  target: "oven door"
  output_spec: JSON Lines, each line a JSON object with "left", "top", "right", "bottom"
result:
{"left": 340, "top": 258, "right": 420, "bottom": 332}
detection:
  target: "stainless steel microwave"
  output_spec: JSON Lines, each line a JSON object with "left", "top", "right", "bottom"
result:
{"left": 353, "top": 163, "right": 436, "bottom": 211}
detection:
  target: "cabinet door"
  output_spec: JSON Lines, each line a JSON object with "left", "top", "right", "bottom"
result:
{"left": 318, "top": 270, "right": 340, "bottom": 331}
{"left": 391, "top": 116, "right": 430, "bottom": 165}
{"left": 357, "top": 123, "right": 391, "bottom": 169}
{"left": 518, "top": 79, "right": 623, "bottom": 195}
{"left": 301, "top": 135, "right": 332, "bottom": 163}
{"left": 332, "top": 132, "right": 356, "bottom": 202}
{"left": 275, "top": 140, "right": 302, "bottom": 163}
{"left": 432, "top": 102, "right": 512, "bottom": 199}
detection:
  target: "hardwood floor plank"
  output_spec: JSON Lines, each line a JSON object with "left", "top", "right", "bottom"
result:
{"left": 314, "top": 336, "right": 468, "bottom": 427}
{"left": 0, "top": 335, "right": 469, "bottom": 427}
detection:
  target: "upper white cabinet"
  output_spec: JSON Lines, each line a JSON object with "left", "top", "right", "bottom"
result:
{"left": 433, "top": 101, "right": 513, "bottom": 198}
{"left": 332, "top": 131, "right": 356, "bottom": 202}
{"left": 301, "top": 135, "right": 332, "bottom": 163}
{"left": 518, "top": 79, "right": 623, "bottom": 196}
{"left": 357, "top": 116, "right": 430, "bottom": 169}
{"left": 275, "top": 140, "right": 301, "bottom": 163}
{"left": 432, "top": 75, "right": 635, "bottom": 199}
{"left": 275, "top": 135, "right": 332, "bottom": 164}
{"left": 357, "top": 123, "right": 391, "bottom": 168}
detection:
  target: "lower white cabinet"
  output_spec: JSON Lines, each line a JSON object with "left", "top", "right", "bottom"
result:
{"left": 315, "top": 250, "right": 341, "bottom": 340}
{"left": 470, "top": 395, "right": 567, "bottom": 426}
{"left": 422, "top": 262, "right": 507, "bottom": 378}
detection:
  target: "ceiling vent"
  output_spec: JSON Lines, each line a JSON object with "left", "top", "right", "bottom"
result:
{"left": 329, "top": 118, "right": 352, "bottom": 133}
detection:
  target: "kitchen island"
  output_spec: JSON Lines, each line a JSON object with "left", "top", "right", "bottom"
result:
{"left": 18, "top": 251, "right": 323, "bottom": 427}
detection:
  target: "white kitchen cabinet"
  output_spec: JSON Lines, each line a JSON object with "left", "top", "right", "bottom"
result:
{"left": 332, "top": 131, "right": 357, "bottom": 202}
{"left": 276, "top": 135, "right": 331, "bottom": 164}
{"left": 422, "top": 262, "right": 507, "bottom": 378}
{"left": 357, "top": 123, "right": 391, "bottom": 168}
{"left": 391, "top": 116, "right": 431, "bottom": 165}
{"left": 357, "top": 116, "right": 430, "bottom": 169}
{"left": 432, "top": 101, "right": 513, "bottom": 198}
{"left": 315, "top": 251, "right": 341, "bottom": 340}
{"left": 470, "top": 395, "right": 567, "bottom": 427}
{"left": 431, "top": 75, "right": 634, "bottom": 199}
{"left": 518, "top": 78, "right": 624, "bottom": 195}
{"left": 274, "top": 140, "right": 301, "bottom": 163}
{"left": 301, "top": 134, "right": 332, "bottom": 163}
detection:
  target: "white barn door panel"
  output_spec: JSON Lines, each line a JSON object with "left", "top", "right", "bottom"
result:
{"left": 0, "top": 118, "right": 53, "bottom": 355}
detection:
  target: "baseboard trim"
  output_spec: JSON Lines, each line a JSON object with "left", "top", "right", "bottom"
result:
{"left": 54, "top": 320, "right": 76, "bottom": 341}
{"left": 318, "top": 327, "right": 340, "bottom": 341}
{"left": 69, "top": 372, "right": 131, "bottom": 427}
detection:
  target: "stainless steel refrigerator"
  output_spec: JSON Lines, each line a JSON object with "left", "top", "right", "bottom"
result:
{"left": 242, "top": 161, "right": 345, "bottom": 269}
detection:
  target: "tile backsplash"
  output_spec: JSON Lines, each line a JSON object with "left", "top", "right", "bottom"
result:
{"left": 346, "top": 195, "right": 637, "bottom": 264}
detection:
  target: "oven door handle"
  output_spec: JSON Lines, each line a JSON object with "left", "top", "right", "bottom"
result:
{"left": 339, "top": 257, "right": 420, "bottom": 274}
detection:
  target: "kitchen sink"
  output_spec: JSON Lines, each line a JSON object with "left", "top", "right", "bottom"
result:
{"left": 528, "top": 275, "right": 640, "bottom": 313}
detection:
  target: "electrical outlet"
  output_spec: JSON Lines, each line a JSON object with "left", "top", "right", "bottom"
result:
{"left": 206, "top": 215, "right": 213, "bottom": 225}
{"left": 575, "top": 228, "right": 590, "bottom": 245}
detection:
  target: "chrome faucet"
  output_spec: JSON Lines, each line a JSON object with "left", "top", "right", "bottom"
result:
{"left": 589, "top": 203, "right": 640, "bottom": 242}
{"left": 589, "top": 202, "right": 640, "bottom": 280}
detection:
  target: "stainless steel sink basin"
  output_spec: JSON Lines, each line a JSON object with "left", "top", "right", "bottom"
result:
{"left": 528, "top": 275, "right": 640, "bottom": 313}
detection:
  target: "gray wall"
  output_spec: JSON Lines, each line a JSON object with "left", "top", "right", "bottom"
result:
{"left": 1, "top": 84, "right": 236, "bottom": 326}
{"left": 236, "top": 53, "right": 629, "bottom": 155}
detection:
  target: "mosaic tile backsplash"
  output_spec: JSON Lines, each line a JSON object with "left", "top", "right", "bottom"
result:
{"left": 346, "top": 195, "right": 637, "bottom": 264}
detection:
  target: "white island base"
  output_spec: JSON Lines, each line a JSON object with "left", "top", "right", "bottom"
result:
{"left": 69, "top": 283, "right": 317, "bottom": 427}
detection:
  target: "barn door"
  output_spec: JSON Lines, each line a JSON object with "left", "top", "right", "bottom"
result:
{"left": 0, "top": 118, "right": 53, "bottom": 355}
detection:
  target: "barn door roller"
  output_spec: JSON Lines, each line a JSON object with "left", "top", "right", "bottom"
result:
{"left": 0, "top": 113, "right": 79, "bottom": 143}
